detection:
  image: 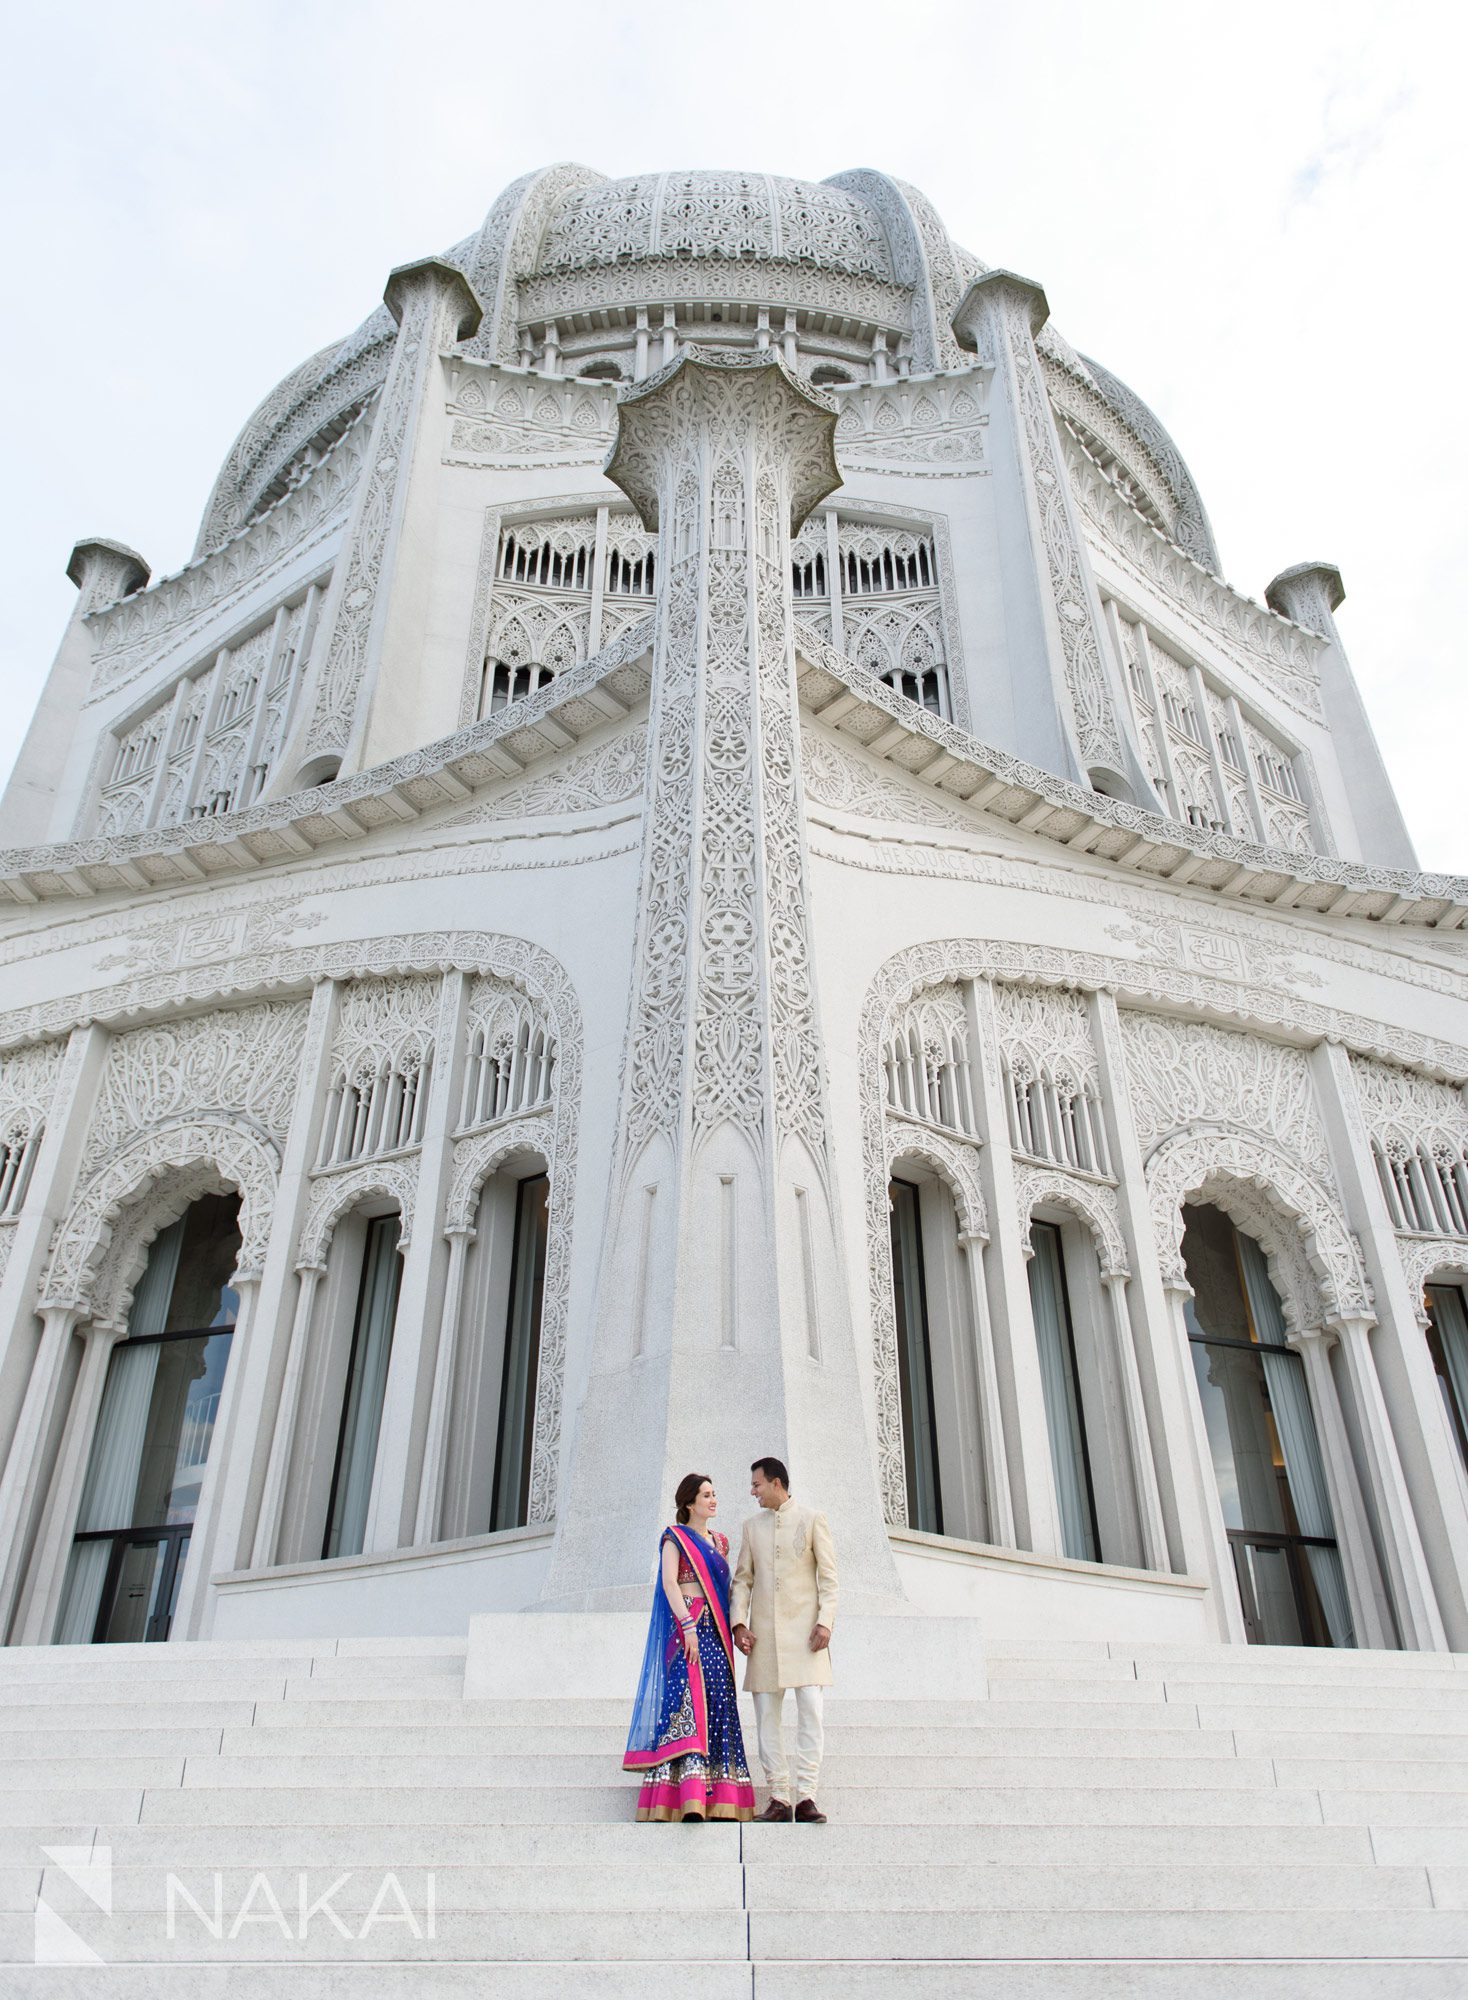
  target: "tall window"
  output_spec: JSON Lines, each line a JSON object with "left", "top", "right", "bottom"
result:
{"left": 323, "top": 1214, "right": 403, "bottom": 1559}
{"left": 889, "top": 1177, "right": 942, "bottom": 1534}
{"left": 1425, "top": 1284, "right": 1468, "bottom": 1471}
{"left": 1027, "top": 1221, "right": 1100, "bottom": 1562}
{"left": 54, "top": 1193, "right": 240, "bottom": 1644}
{"left": 491, "top": 1174, "right": 549, "bottom": 1531}
{"left": 1181, "top": 1203, "right": 1353, "bottom": 1647}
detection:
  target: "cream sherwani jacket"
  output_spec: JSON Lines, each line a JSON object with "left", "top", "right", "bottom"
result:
{"left": 729, "top": 1498, "right": 839, "bottom": 1692}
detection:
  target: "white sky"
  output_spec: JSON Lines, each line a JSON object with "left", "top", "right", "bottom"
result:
{"left": 2, "top": 0, "right": 1463, "bottom": 864}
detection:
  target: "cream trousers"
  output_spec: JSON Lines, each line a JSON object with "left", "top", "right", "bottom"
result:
{"left": 751, "top": 1686, "right": 825, "bottom": 1803}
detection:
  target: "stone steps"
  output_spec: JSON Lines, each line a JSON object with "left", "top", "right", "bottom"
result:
{"left": 3, "top": 1634, "right": 1467, "bottom": 1980}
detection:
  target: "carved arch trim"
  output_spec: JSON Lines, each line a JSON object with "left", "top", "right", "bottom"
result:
{"left": 1395, "top": 1239, "right": 1468, "bottom": 1328}
{"left": 885, "top": 1118, "right": 988, "bottom": 1239}
{"left": 1144, "top": 1125, "right": 1373, "bottom": 1331}
{"left": 446, "top": 1115, "right": 555, "bottom": 1232}
{"left": 297, "top": 1160, "right": 419, "bottom": 1269}
{"left": 41, "top": 1114, "right": 282, "bottom": 1322}
{"left": 1015, "top": 1166, "right": 1128, "bottom": 1277}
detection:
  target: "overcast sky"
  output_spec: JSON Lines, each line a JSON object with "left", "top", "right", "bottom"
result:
{"left": 2, "top": 1, "right": 1462, "bottom": 865}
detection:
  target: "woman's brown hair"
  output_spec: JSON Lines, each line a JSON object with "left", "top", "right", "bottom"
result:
{"left": 675, "top": 1472, "right": 711, "bottom": 1525}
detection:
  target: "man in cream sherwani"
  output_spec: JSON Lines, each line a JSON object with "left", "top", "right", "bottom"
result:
{"left": 730, "top": 1455, "right": 839, "bottom": 1823}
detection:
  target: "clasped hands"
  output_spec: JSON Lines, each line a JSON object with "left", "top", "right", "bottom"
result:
{"left": 731, "top": 1622, "right": 830, "bottom": 1655}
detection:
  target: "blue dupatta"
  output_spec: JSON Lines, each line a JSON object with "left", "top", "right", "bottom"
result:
{"left": 623, "top": 1525, "right": 736, "bottom": 1769}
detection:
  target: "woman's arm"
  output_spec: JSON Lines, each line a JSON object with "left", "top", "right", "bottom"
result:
{"left": 660, "top": 1539, "right": 698, "bottom": 1659}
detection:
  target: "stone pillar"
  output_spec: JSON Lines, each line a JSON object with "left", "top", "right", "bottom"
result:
{"left": 1292, "top": 1326, "right": 1390, "bottom": 1648}
{"left": 966, "top": 975, "right": 1061, "bottom": 1556}
{"left": 952, "top": 273, "right": 1154, "bottom": 805}
{"left": 956, "top": 1230, "right": 1015, "bottom": 1548}
{"left": 278, "top": 259, "right": 481, "bottom": 788}
{"left": 0, "top": 1022, "right": 111, "bottom": 1641}
{"left": 1162, "top": 1282, "right": 1248, "bottom": 1642}
{"left": 14, "top": 1320, "right": 122, "bottom": 1646}
{"left": 364, "top": 972, "right": 470, "bottom": 1553}
{"left": 1088, "top": 990, "right": 1221, "bottom": 1589}
{"left": 1329, "top": 1313, "right": 1448, "bottom": 1650}
{"left": 1265, "top": 563, "right": 1416, "bottom": 869}
{"left": 249, "top": 1265, "right": 325, "bottom": 1570}
{"left": 414, "top": 1223, "right": 474, "bottom": 1546}
{"left": 541, "top": 348, "right": 902, "bottom": 1610}
{"left": 0, "top": 542, "right": 149, "bottom": 844}
{"left": 1101, "top": 1271, "right": 1169, "bottom": 1571}
{"left": 187, "top": 977, "right": 340, "bottom": 1604}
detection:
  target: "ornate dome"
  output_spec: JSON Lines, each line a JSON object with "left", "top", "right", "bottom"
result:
{"left": 192, "top": 162, "right": 1218, "bottom": 577}
{"left": 533, "top": 171, "right": 896, "bottom": 280}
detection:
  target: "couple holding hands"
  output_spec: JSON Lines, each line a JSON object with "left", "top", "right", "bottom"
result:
{"left": 623, "top": 1455, "right": 839, "bottom": 1824}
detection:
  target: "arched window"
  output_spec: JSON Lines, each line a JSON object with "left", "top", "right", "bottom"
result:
{"left": 440, "top": 1163, "right": 550, "bottom": 1538}
{"left": 887, "top": 1160, "right": 994, "bottom": 1544}
{"left": 322, "top": 1211, "right": 404, "bottom": 1560}
{"left": 54, "top": 1192, "right": 241, "bottom": 1645}
{"left": 1027, "top": 1219, "right": 1100, "bottom": 1562}
{"left": 1181, "top": 1201, "right": 1353, "bottom": 1647}
{"left": 1424, "top": 1283, "right": 1468, "bottom": 1471}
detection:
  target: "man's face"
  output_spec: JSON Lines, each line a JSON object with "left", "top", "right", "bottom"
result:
{"left": 750, "top": 1467, "right": 787, "bottom": 1509}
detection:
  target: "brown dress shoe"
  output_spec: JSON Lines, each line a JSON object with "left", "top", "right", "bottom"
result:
{"left": 794, "top": 1798, "right": 827, "bottom": 1823}
{"left": 754, "top": 1798, "right": 793, "bottom": 1822}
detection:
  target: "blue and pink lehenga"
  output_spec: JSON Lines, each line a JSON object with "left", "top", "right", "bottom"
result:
{"left": 623, "top": 1525, "right": 756, "bottom": 1822}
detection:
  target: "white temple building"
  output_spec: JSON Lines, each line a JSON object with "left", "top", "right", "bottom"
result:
{"left": 4, "top": 159, "right": 1468, "bottom": 1667}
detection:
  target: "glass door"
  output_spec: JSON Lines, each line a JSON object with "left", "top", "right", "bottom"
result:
{"left": 889, "top": 1177, "right": 942, "bottom": 1534}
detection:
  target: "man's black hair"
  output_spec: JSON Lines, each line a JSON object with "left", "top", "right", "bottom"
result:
{"left": 751, "top": 1455, "right": 789, "bottom": 1489}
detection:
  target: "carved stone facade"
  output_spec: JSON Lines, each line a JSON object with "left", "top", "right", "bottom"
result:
{"left": 1, "top": 162, "right": 1465, "bottom": 1659}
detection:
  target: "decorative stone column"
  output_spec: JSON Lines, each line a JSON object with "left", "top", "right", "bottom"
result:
{"left": 1265, "top": 563, "right": 1416, "bottom": 869}
{"left": 14, "top": 1319, "right": 123, "bottom": 1646}
{"left": 966, "top": 974, "right": 1062, "bottom": 1557}
{"left": 1088, "top": 988, "right": 1220, "bottom": 1588}
{"left": 1309, "top": 1038, "right": 1457, "bottom": 1649}
{"left": 1100, "top": 1271, "right": 1169, "bottom": 1572}
{"left": 540, "top": 347, "right": 902, "bottom": 1609}
{"left": 279, "top": 259, "right": 481, "bottom": 787}
{"left": 952, "top": 273, "right": 1154, "bottom": 805}
{"left": 1159, "top": 1280, "right": 1247, "bottom": 1643}
{"left": 1291, "top": 1325, "right": 1390, "bottom": 1648}
{"left": 0, "top": 1022, "right": 111, "bottom": 1641}
{"left": 956, "top": 1229, "right": 1016, "bottom": 1548}
{"left": 363, "top": 971, "right": 470, "bottom": 1554}
{"left": 194, "top": 976, "right": 340, "bottom": 1603}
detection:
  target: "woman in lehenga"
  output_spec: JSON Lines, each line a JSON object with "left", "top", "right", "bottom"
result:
{"left": 623, "top": 1472, "right": 756, "bottom": 1822}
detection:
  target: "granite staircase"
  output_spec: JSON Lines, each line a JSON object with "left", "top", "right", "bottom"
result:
{"left": 3, "top": 1632, "right": 1468, "bottom": 1995}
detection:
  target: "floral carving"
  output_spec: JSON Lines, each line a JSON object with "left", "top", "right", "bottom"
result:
{"left": 1121, "top": 1012, "right": 1330, "bottom": 1176}
{"left": 87, "top": 1002, "right": 308, "bottom": 1162}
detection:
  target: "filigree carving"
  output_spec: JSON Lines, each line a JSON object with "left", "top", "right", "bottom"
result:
{"left": 42, "top": 1116, "right": 282, "bottom": 1315}
{"left": 446, "top": 1114, "right": 554, "bottom": 1232}
{"left": 443, "top": 723, "right": 646, "bottom": 826}
{"left": 1015, "top": 1165, "right": 1128, "bottom": 1276}
{"left": 1144, "top": 1127, "right": 1371, "bottom": 1327}
{"left": 885, "top": 1117, "right": 987, "bottom": 1239}
{"left": 87, "top": 413, "right": 364, "bottom": 704}
{"left": 1121, "top": 1012, "right": 1330, "bottom": 1176}
{"left": 801, "top": 729, "right": 973, "bottom": 829}
{"left": 1350, "top": 1053, "right": 1468, "bottom": 1237}
{"left": 1070, "top": 438, "right": 1325, "bottom": 725}
{"left": 87, "top": 1001, "right": 308, "bottom": 1161}
{"left": 298, "top": 1159, "right": 419, "bottom": 1266}
{"left": 1395, "top": 1240, "right": 1468, "bottom": 1327}
{"left": 97, "top": 896, "right": 326, "bottom": 974}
